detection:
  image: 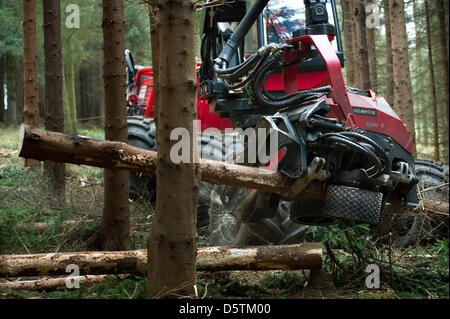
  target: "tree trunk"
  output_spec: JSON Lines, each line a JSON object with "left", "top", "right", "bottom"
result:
{"left": 354, "top": 0, "right": 371, "bottom": 89}
{"left": 367, "top": 25, "right": 377, "bottom": 92}
{"left": 351, "top": 0, "right": 361, "bottom": 88}
{"left": 22, "top": 0, "right": 40, "bottom": 168}
{"left": 43, "top": 0, "right": 66, "bottom": 205}
{"left": 62, "top": 50, "right": 78, "bottom": 135}
{"left": 343, "top": 0, "right": 355, "bottom": 86}
{"left": 147, "top": 0, "right": 201, "bottom": 299}
{"left": 0, "top": 55, "right": 4, "bottom": 124}
{"left": 0, "top": 244, "right": 323, "bottom": 278}
{"left": 6, "top": 54, "right": 17, "bottom": 126}
{"left": 389, "top": 0, "right": 416, "bottom": 156}
{"left": 101, "top": 0, "right": 130, "bottom": 251}
{"left": 425, "top": 0, "right": 440, "bottom": 162}
{"left": 383, "top": 0, "right": 394, "bottom": 107}
{"left": 15, "top": 57, "right": 24, "bottom": 124}
{"left": 435, "top": 0, "right": 449, "bottom": 162}
{"left": 98, "top": 62, "right": 105, "bottom": 128}
{"left": 148, "top": 3, "right": 160, "bottom": 124}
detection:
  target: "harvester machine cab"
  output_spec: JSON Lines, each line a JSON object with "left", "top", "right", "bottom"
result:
{"left": 200, "top": 0, "right": 420, "bottom": 226}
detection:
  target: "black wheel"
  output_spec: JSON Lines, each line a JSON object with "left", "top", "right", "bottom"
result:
{"left": 127, "top": 116, "right": 157, "bottom": 201}
{"left": 208, "top": 185, "right": 309, "bottom": 246}
{"left": 382, "top": 159, "right": 449, "bottom": 248}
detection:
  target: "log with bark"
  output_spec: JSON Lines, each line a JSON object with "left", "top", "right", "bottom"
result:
{"left": 0, "top": 275, "right": 113, "bottom": 291}
{"left": 0, "top": 243, "right": 322, "bottom": 278}
{"left": 17, "top": 124, "right": 449, "bottom": 214}
{"left": 18, "top": 124, "right": 323, "bottom": 200}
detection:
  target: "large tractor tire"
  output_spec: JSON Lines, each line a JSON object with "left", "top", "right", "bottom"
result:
{"left": 127, "top": 116, "right": 157, "bottom": 201}
{"left": 380, "top": 159, "right": 449, "bottom": 248}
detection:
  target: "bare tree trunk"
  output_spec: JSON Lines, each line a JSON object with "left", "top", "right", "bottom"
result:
{"left": 351, "top": 0, "right": 361, "bottom": 88}
{"left": 22, "top": 0, "right": 40, "bottom": 168}
{"left": 15, "top": 58, "right": 24, "bottom": 124}
{"left": 148, "top": 3, "right": 160, "bottom": 126}
{"left": 101, "top": 0, "right": 130, "bottom": 251}
{"left": 425, "top": 0, "right": 440, "bottom": 162}
{"left": 435, "top": 0, "right": 449, "bottom": 162}
{"left": 98, "top": 63, "right": 105, "bottom": 128}
{"left": 367, "top": 25, "right": 377, "bottom": 92}
{"left": 147, "top": 0, "right": 199, "bottom": 299}
{"left": 343, "top": 0, "right": 355, "bottom": 86}
{"left": 0, "top": 55, "right": 4, "bottom": 124}
{"left": 63, "top": 50, "right": 78, "bottom": 135}
{"left": 383, "top": 0, "right": 394, "bottom": 107}
{"left": 354, "top": 0, "right": 371, "bottom": 89}
{"left": 389, "top": 0, "right": 416, "bottom": 155}
{"left": 6, "top": 54, "right": 17, "bottom": 126}
{"left": 43, "top": 0, "right": 65, "bottom": 205}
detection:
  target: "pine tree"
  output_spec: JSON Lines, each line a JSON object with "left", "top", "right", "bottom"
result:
{"left": 100, "top": 0, "right": 130, "bottom": 250}
{"left": 43, "top": 0, "right": 65, "bottom": 205}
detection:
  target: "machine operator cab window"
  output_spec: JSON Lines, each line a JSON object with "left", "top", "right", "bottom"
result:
{"left": 242, "top": 0, "right": 344, "bottom": 73}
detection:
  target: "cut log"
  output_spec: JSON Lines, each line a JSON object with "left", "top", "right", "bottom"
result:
{"left": 17, "top": 125, "right": 450, "bottom": 213}
{"left": 18, "top": 124, "right": 324, "bottom": 200}
{"left": 0, "top": 275, "right": 112, "bottom": 291}
{"left": 0, "top": 243, "right": 322, "bottom": 278}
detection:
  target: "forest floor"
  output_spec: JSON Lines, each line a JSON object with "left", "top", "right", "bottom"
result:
{"left": 0, "top": 124, "right": 448, "bottom": 299}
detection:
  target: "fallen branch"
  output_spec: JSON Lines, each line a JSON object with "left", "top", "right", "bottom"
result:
{"left": 0, "top": 275, "right": 113, "bottom": 291}
{"left": 0, "top": 243, "right": 322, "bottom": 278}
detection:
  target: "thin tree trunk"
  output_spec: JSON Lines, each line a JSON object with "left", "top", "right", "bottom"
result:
{"left": 435, "top": 0, "right": 449, "bottom": 162}
{"left": 101, "top": 0, "right": 130, "bottom": 251}
{"left": 367, "top": 25, "right": 377, "bottom": 92}
{"left": 98, "top": 63, "right": 105, "bottom": 128}
{"left": 148, "top": 3, "right": 159, "bottom": 125}
{"left": 147, "top": 0, "right": 200, "bottom": 299}
{"left": 15, "top": 58, "right": 24, "bottom": 124}
{"left": 351, "top": 0, "right": 361, "bottom": 88}
{"left": 383, "top": 0, "right": 394, "bottom": 107}
{"left": 63, "top": 46, "right": 77, "bottom": 135}
{"left": 424, "top": 0, "right": 440, "bottom": 161}
{"left": 43, "top": 0, "right": 65, "bottom": 205}
{"left": 343, "top": 0, "right": 355, "bottom": 86}
{"left": 354, "top": 0, "right": 371, "bottom": 89}
{"left": 22, "top": 0, "right": 40, "bottom": 168}
{"left": 389, "top": 0, "right": 416, "bottom": 155}
{"left": 0, "top": 55, "right": 4, "bottom": 124}
{"left": 6, "top": 54, "right": 17, "bottom": 126}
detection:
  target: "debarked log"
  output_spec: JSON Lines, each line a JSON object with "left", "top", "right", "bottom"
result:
{"left": 0, "top": 243, "right": 322, "bottom": 278}
{"left": 18, "top": 124, "right": 324, "bottom": 199}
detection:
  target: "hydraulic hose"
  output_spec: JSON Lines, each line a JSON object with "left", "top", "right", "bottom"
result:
{"left": 215, "top": 0, "right": 270, "bottom": 69}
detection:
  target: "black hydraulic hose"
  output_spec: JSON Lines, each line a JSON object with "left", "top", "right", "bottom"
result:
{"left": 319, "top": 133, "right": 383, "bottom": 177}
{"left": 223, "top": 54, "right": 269, "bottom": 90}
{"left": 338, "top": 131, "right": 391, "bottom": 174}
{"left": 215, "top": 0, "right": 270, "bottom": 69}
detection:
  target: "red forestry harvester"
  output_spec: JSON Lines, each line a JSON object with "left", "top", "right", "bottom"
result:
{"left": 125, "top": 0, "right": 448, "bottom": 247}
